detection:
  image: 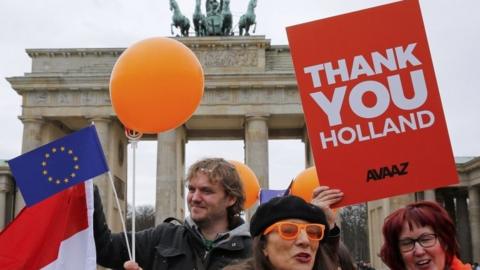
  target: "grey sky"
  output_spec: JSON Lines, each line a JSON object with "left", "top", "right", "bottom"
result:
{"left": 1, "top": 0, "right": 479, "bottom": 205}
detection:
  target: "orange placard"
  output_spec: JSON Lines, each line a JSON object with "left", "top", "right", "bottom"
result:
{"left": 286, "top": 0, "right": 458, "bottom": 207}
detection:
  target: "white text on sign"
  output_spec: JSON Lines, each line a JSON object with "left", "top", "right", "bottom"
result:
{"left": 303, "top": 43, "right": 434, "bottom": 149}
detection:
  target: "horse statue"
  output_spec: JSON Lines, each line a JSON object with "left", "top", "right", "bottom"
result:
{"left": 193, "top": 0, "right": 207, "bottom": 36}
{"left": 221, "top": 0, "right": 233, "bottom": 35}
{"left": 170, "top": 0, "right": 190, "bottom": 37}
{"left": 238, "top": 0, "right": 257, "bottom": 36}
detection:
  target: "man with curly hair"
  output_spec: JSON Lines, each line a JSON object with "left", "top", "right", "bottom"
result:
{"left": 94, "top": 157, "right": 251, "bottom": 270}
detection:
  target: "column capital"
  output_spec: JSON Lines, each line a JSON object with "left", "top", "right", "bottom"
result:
{"left": 88, "top": 116, "right": 112, "bottom": 124}
{"left": 0, "top": 176, "right": 14, "bottom": 192}
{"left": 0, "top": 165, "right": 12, "bottom": 176}
{"left": 245, "top": 113, "right": 270, "bottom": 122}
{"left": 18, "top": 116, "right": 44, "bottom": 124}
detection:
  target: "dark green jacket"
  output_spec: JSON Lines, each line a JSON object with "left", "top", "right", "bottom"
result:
{"left": 93, "top": 187, "right": 252, "bottom": 270}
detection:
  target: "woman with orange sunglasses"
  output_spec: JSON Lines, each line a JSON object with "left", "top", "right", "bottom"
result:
{"left": 225, "top": 186, "right": 344, "bottom": 270}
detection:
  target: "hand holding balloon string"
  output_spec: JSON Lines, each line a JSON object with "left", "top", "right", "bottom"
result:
{"left": 124, "top": 260, "right": 142, "bottom": 270}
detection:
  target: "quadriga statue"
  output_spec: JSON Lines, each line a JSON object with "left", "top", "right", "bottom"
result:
{"left": 169, "top": 0, "right": 258, "bottom": 37}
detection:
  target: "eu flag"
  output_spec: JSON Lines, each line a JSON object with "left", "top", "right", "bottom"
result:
{"left": 8, "top": 125, "right": 109, "bottom": 206}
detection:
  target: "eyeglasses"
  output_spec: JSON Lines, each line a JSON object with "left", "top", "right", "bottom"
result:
{"left": 263, "top": 221, "right": 325, "bottom": 241}
{"left": 398, "top": 233, "right": 438, "bottom": 252}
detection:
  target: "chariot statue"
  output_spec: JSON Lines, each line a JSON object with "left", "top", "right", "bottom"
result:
{"left": 169, "top": 0, "right": 257, "bottom": 37}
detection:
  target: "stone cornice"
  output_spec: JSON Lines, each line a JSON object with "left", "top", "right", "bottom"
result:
{"left": 24, "top": 44, "right": 289, "bottom": 58}
{"left": 7, "top": 72, "right": 298, "bottom": 93}
{"left": 26, "top": 48, "right": 124, "bottom": 58}
{"left": 176, "top": 35, "right": 270, "bottom": 49}
{"left": 7, "top": 76, "right": 109, "bottom": 93}
{"left": 457, "top": 156, "right": 480, "bottom": 173}
{"left": 268, "top": 45, "right": 290, "bottom": 52}
{"left": 25, "top": 36, "right": 275, "bottom": 58}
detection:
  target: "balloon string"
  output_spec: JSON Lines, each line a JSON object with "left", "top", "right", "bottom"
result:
{"left": 125, "top": 128, "right": 143, "bottom": 262}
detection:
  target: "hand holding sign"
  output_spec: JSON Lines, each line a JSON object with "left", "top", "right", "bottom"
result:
{"left": 311, "top": 186, "right": 343, "bottom": 229}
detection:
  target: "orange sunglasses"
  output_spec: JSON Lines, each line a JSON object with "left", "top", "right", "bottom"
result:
{"left": 263, "top": 221, "right": 326, "bottom": 241}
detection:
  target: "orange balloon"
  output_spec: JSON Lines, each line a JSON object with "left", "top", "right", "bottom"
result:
{"left": 291, "top": 167, "right": 319, "bottom": 202}
{"left": 229, "top": 160, "right": 260, "bottom": 209}
{"left": 110, "top": 37, "right": 204, "bottom": 134}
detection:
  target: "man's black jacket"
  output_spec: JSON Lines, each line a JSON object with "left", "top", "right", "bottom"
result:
{"left": 93, "top": 187, "right": 252, "bottom": 270}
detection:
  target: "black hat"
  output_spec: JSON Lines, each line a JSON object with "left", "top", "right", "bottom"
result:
{"left": 250, "top": 195, "right": 329, "bottom": 239}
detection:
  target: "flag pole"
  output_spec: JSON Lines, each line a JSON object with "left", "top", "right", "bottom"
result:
{"left": 91, "top": 121, "right": 133, "bottom": 261}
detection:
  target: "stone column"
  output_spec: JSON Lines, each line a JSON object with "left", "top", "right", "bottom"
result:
{"left": 0, "top": 174, "right": 13, "bottom": 229}
{"left": 443, "top": 189, "right": 457, "bottom": 223}
{"left": 468, "top": 185, "right": 480, "bottom": 262}
{"left": 155, "top": 127, "right": 186, "bottom": 224}
{"left": 15, "top": 117, "right": 44, "bottom": 215}
{"left": 303, "top": 127, "right": 314, "bottom": 168}
{"left": 244, "top": 114, "right": 269, "bottom": 189}
{"left": 423, "top": 189, "right": 436, "bottom": 201}
{"left": 456, "top": 190, "right": 472, "bottom": 262}
{"left": 390, "top": 194, "right": 415, "bottom": 212}
{"left": 368, "top": 199, "right": 389, "bottom": 270}
{"left": 0, "top": 192, "right": 6, "bottom": 228}
{"left": 89, "top": 117, "right": 114, "bottom": 225}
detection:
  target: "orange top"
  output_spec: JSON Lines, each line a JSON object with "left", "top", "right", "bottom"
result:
{"left": 450, "top": 256, "right": 472, "bottom": 270}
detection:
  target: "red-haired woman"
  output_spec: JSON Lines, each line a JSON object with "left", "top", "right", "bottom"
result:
{"left": 380, "top": 201, "right": 471, "bottom": 270}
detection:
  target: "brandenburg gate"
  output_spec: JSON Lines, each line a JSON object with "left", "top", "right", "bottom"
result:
{"left": 1, "top": 35, "right": 479, "bottom": 267}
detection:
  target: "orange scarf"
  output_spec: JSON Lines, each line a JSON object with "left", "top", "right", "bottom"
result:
{"left": 450, "top": 256, "right": 472, "bottom": 270}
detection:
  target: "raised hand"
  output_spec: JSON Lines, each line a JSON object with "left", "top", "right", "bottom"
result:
{"left": 311, "top": 186, "right": 344, "bottom": 229}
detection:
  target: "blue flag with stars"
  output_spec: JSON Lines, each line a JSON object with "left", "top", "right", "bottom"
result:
{"left": 8, "top": 125, "right": 109, "bottom": 207}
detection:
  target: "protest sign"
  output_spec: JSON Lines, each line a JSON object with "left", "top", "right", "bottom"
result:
{"left": 287, "top": 0, "right": 458, "bottom": 206}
